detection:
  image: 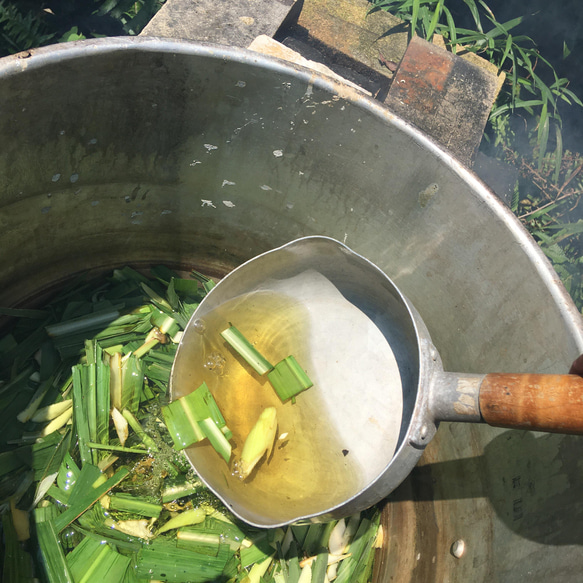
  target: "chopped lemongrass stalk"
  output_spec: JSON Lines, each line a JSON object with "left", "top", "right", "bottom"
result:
{"left": 103, "top": 344, "right": 123, "bottom": 356}
{"left": 145, "top": 326, "right": 167, "bottom": 344}
{"left": 57, "top": 452, "right": 80, "bottom": 492}
{"left": 374, "top": 524, "right": 384, "bottom": 549}
{"left": 311, "top": 549, "right": 329, "bottom": 583}
{"left": 268, "top": 355, "right": 313, "bottom": 401}
{"left": 333, "top": 513, "right": 378, "bottom": 583}
{"left": 86, "top": 442, "right": 147, "bottom": 454}
{"left": 54, "top": 466, "right": 129, "bottom": 532}
{"left": 151, "top": 313, "right": 180, "bottom": 337}
{"left": 281, "top": 526, "right": 294, "bottom": 557}
{"left": 328, "top": 519, "right": 347, "bottom": 556}
{"left": 17, "top": 377, "right": 52, "bottom": 423}
{"left": 108, "top": 518, "right": 154, "bottom": 540}
{"left": 109, "top": 352, "right": 122, "bottom": 410}
{"left": 120, "top": 355, "right": 143, "bottom": 414}
{"left": 199, "top": 417, "right": 232, "bottom": 463}
{"left": 0, "top": 306, "right": 48, "bottom": 319}
{"left": 176, "top": 530, "right": 222, "bottom": 556}
{"left": 161, "top": 478, "right": 203, "bottom": 503}
{"left": 108, "top": 493, "right": 162, "bottom": 518}
{"left": 10, "top": 498, "right": 30, "bottom": 541}
{"left": 81, "top": 364, "right": 99, "bottom": 452}
{"left": 327, "top": 553, "right": 352, "bottom": 565}
{"left": 342, "top": 513, "right": 361, "bottom": 550}
{"left": 299, "top": 555, "right": 316, "bottom": 569}
{"left": 220, "top": 325, "right": 273, "bottom": 375}
{"left": 136, "top": 538, "right": 232, "bottom": 581}
{"left": 240, "top": 534, "right": 274, "bottom": 568}
{"left": 269, "top": 527, "right": 285, "bottom": 549}
{"left": 176, "top": 531, "right": 221, "bottom": 545}
{"left": 140, "top": 282, "right": 173, "bottom": 312}
{"left": 0, "top": 365, "right": 34, "bottom": 398}
{"left": 95, "top": 354, "right": 110, "bottom": 450}
{"left": 238, "top": 407, "right": 277, "bottom": 479}
{"left": 157, "top": 507, "right": 206, "bottom": 534}
{"left": 161, "top": 399, "right": 205, "bottom": 449}
{"left": 46, "top": 309, "right": 120, "bottom": 337}
{"left": 35, "top": 510, "right": 75, "bottom": 583}
{"left": 303, "top": 522, "right": 336, "bottom": 556}
{"left": 67, "top": 536, "right": 131, "bottom": 583}
{"left": 2, "top": 510, "right": 34, "bottom": 579}
{"left": 72, "top": 364, "right": 91, "bottom": 465}
{"left": 161, "top": 382, "right": 228, "bottom": 452}
{"left": 132, "top": 337, "right": 160, "bottom": 359}
{"left": 185, "top": 515, "right": 245, "bottom": 552}
{"left": 92, "top": 473, "right": 108, "bottom": 489}
{"left": 185, "top": 382, "right": 227, "bottom": 428}
{"left": 122, "top": 409, "right": 158, "bottom": 452}
{"left": 297, "top": 562, "right": 313, "bottom": 583}
{"left": 97, "top": 454, "right": 119, "bottom": 472}
{"left": 243, "top": 556, "right": 273, "bottom": 583}
{"left": 34, "top": 471, "right": 60, "bottom": 507}
{"left": 111, "top": 407, "right": 129, "bottom": 446}
{"left": 31, "top": 399, "right": 73, "bottom": 423}
{"left": 33, "top": 407, "right": 73, "bottom": 438}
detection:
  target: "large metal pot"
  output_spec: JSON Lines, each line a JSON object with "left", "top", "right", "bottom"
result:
{"left": 1, "top": 37, "right": 582, "bottom": 582}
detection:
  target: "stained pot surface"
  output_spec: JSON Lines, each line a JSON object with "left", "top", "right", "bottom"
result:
{"left": 0, "top": 37, "right": 582, "bottom": 582}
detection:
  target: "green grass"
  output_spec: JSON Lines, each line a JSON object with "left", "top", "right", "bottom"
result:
{"left": 0, "top": 0, "right": 166, "bottom": 57}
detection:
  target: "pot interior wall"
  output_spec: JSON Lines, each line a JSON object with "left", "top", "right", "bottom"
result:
{"left": 1, "top": 38, "right": 583, "bottom": 582}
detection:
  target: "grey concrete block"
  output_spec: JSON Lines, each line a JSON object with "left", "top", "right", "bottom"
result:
{"left": 141, "top": 0, "right": 300, "bottom": 48}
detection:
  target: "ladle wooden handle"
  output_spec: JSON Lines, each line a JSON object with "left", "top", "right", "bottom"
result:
{"left": 479, "top": 373, "right": 583, "bottom": 434}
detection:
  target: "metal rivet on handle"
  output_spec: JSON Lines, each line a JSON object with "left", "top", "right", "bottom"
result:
{"left": 451, "top": 539, "right": 466, "bottom": 559}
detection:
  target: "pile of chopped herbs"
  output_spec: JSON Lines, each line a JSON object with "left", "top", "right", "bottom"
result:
{"left": 0, "top": 266, "right": 381, "bottom": 582}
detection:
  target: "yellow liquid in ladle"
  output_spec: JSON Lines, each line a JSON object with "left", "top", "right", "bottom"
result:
{"left": 173, "top": 290, "right": 363, "bottom": 524}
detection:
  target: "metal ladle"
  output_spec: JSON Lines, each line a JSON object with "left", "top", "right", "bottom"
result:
{"left": 170, "top": 236, "right": 583, "bottom": 528}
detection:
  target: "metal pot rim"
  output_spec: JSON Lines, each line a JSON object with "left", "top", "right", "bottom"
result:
{"left": 1, "top": 35, "right": 580, "bottom": 351}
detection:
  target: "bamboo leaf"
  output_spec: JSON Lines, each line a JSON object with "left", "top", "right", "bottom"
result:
{"left": 537, "top": 103, "right": 550, "bottom": 168}
{"left": 410, "top": 0, "right": 420, "bottom": 37}
{"left": 499, "top": 34, "right": 513, "bottom": 69}
{"left": 462, "top": 0, "right": 483, "bottom": 32}
{"left": 552, "top": 124, "right": 563, "bottom": 184}
{"left": 442, "top": 6, "right": 457, "bottom": 49}
{"left": 426, "top": 0, "right": 444, "bottom": 41}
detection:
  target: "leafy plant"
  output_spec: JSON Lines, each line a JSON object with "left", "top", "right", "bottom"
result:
{"left": 95, "top": 0, "right": 165, "bottom": 35}
{"left": 0, "top": 1, "right": 56, "bottom": 55}
{"left": 0, "top": 0, "right": 166, "bottom": 58}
